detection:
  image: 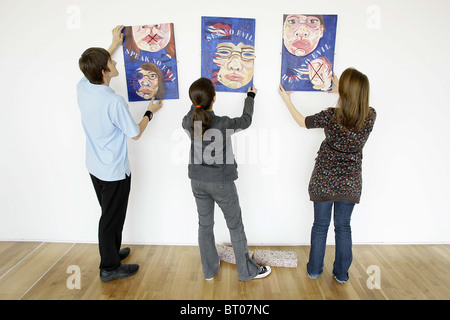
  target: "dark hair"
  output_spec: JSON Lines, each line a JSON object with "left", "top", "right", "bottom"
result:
{"left": 78, "top": 47, "right": 110, "bottom": 84}
{"left": 335, "top": 68, "right": 370, "bottom": 131}
{"left": 189, "top": 78, "right": 216, "bottom": 137}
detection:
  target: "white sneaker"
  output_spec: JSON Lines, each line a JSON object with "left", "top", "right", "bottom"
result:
{"left": 333, "top": 274, "right": 348, "bottom": 284}
{"left": 254, "top": 266, "right": 271, "bottom": 279}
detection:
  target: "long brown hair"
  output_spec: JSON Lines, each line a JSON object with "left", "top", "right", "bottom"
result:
{"left": 335, "top": 68, "right": 370, "bottom": 131}
{"left": 189, "top": 78, "right": 215, "bottom": 137}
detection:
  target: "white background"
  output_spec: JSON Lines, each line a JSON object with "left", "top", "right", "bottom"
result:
{"left": 1, "top": 0, "right": 449, "bottom": 245}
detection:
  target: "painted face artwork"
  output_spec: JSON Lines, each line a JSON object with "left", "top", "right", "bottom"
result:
{"left": 132, "top": 24, "right": 171, "bottom": 53}
{"left": 283, "top": 15, "right": 324, "bottom": 57}
{"left": 135, "top": 68, "right": 159, "bottom": 99}
{"left": 201, "top": 16, "right": 256, "bottom": 93}
{"left": 122, "top": 23, "right": 179, "bottom": 101}
{"left": 280, "top": 14, "right": 337, "bottom": 92}
{"left": 213, "top": 42, "right": 255, "bottom": 89}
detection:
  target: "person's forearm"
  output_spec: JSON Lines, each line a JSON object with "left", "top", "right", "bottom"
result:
{"left": 133, "top": 99, "right": 161, "bottom": 140}
{"left": 108, "top": 42, "right": 121, "bottom": 55}
{"left": 285, "top": 101, "right": 306, "bottom": 128}
{"left": 132, "top": 117, "right": 150, "bottom": 140}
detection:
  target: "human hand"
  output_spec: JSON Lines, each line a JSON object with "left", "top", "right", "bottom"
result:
{"left": 329, "top": 72, "right": 339, "bottom": 93}
{"left": 111, "top": 25, "right": 124, "bottom": 47}
{"left": 148, "top": 97, "right": 163, "bottom": 113}
{"left": 248, "top": 85, "right": 258, "bottom": 95}
{"left": 278, "top": 84, "right": 293, "bottom": 105}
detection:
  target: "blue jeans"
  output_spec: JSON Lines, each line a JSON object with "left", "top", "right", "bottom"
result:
{"left": 191, "top": 180, "right": 261, "bottom": 281}
{"left": 307, "top": 201, "right": 355, "bottom": 282}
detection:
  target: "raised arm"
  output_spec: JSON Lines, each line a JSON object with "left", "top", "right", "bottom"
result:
{"left": 278, "top": 84, "right": 306, "bottom": 128}
{"left": 227, "top": 85, "right": 257, "bottom": 131}
{"left": 132, "top": 97, "right": 163, "bottom": 140}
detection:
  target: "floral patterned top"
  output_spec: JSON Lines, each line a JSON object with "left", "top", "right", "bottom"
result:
{"left": 305, "top": 107, "right": 376, "bottom": 203}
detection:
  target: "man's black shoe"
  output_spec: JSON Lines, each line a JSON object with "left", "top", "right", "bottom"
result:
{"left": 100, "top": 264, "right": 139, "bottom": 282}
{"left": 119, "top": 247, "right": 131, "bottom": 260}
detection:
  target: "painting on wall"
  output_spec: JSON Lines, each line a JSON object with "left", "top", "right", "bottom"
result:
{"left": 280, "top": 14, "right": 338, "bottom": 92}
{"left": 201, "top": 16, "right": 256, "bottom": 93}
{"left": 122, "top": 24, "right": 179, "bottom": 101}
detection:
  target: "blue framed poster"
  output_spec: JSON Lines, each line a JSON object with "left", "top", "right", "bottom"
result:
{"left": 201, "top": 16, "right": 256, "bottom": 93}
{"left": 122, "top": 23, "right": 179, "bottom": 101}
{"left": 280, "top": 14, "right": 338, "bottom": 92}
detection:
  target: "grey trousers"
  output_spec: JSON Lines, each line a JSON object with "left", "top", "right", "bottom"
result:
{"left": 191, "top": 180, "right": 261, "bottom": 281}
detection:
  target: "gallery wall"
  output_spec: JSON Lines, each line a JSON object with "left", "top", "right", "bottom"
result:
{"left": 1, "top": 0, "right": 449, "bottom": 245}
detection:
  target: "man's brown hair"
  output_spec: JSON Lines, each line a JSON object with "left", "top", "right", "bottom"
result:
{"left": 78, "top": 47, "right": 111, "bottom": 84}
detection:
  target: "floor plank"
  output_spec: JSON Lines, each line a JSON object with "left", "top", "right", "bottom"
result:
{"left": 0, "top": 242, "right": 447, "bottom": 300}
{"left": 0, "top": 242, "right": 74, "bottom": 299}
{"left": 0, "top": 241, "right": 42, "bottom": 278}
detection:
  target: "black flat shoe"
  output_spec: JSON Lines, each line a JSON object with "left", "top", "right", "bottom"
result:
{"left": 100, "top": 264, "right": 139, "bottom": 282}
{"left": 119, "top": 247, "right": 131, "bottom": 260}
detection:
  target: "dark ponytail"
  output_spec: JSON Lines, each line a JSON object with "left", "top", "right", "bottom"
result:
{"left": 189, "top": 78, "right": 216, "bottom": 137}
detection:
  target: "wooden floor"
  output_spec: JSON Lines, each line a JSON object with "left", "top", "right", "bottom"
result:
{"left": 0, "top": 242, "right": 448, "bottom": 300}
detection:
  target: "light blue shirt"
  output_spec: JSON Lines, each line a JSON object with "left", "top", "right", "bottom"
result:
{"left": 77, "top": 77, "right": 139, "bottom": 181}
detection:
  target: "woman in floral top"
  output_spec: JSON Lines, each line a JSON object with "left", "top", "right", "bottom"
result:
{"left": 279, "top": 68, "right": 376, "bottom": 284}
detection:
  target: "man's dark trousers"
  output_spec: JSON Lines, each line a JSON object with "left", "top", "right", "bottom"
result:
{"left": 90, "top": 174, "right": 131, "bottom": 271}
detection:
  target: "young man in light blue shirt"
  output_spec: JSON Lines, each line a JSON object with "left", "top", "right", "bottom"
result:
{"left": 77, "top": 26, "right": 162, "bottom": 282}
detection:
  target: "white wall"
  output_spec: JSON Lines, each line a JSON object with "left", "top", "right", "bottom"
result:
{"left": 1, "top": 0, "right": 449, "bottom": 245}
